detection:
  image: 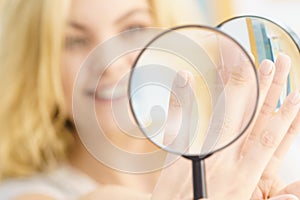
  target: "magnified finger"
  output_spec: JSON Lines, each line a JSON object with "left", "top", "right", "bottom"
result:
{"left": 164, "top": 71, "right": 195, "bottom": 153}
{"left": 203, "top": 54, "right": 256, "bottom": 152}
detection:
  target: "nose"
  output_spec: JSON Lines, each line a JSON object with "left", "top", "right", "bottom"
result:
{"left": 103, "top": 55, "right": 130, "bottom": 78}
{"left": 87, "top": 31, "right": 139, "bottom": 84}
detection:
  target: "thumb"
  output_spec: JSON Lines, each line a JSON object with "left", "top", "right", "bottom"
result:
{"left": 269, "top": 194, "right": 299, "bottom": 200}
{"left": 275, "top": 181, "right": 300, "bottom": 198}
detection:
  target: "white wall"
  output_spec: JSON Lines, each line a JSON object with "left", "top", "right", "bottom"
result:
{"left": 232, "top": 0, "right": 300, "bottom": 35}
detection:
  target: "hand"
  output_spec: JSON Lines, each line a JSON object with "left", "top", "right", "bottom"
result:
{"left": 152, "top": 54, "right": 300, "bottom": 200}
{"left": 80, "top": 55, "right": 300, "bottom": 200}
{"left": 205, "top": 54, "right": 300, "bottom": 200}
{"left": 248, "top": 55, "right": 300, "bottom": 199}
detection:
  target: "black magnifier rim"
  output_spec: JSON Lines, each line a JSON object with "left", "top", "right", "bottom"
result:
{"left": 217, "top": 15, "right": 300, "bottom": 53}
{"left": 128, "top": 24, "right": 259, "bottom": 159}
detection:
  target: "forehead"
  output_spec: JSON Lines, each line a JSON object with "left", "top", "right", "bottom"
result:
{"left": 69, "top": 0, "right": 150, "bottom": 23}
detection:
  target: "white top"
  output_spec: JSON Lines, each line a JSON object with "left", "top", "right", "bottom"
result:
{"left": 0, "top": 164, "right": 98, "bottom": 200}
{"left": 0, "top": 135, "right": 299, "bottom": 200}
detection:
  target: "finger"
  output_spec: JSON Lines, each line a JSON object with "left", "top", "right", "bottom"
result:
{"left": 246, "top": 59, "right": 275, "bottom": 121}
{"left": 254, "top": 59, "right": 275, "bottom": 111}
{"left": 202, "top": 54, "right": 255, "bottom": 152}
{"left": 240, "top": 54, "right": 291, "bottom": 156}
{"left": 249, "top": 54, "right": 291, "bottom": 138}
{"left": 164, "top": 71, "right": 195, "bottom": 152}
{"left": 154, "top": 71, "right": 195, "bottom": 200}
{"left": 241, "top": 91, "right": 300, "bottom": 176}
{"left": 275, "top": 181, "right": 300, "bottom": 198}
{"left": 236, "top": 59, "right": 275, "bottom": 149}
{"left": 263, "top": 110, "right": 300, "bottom": 177}
{"left": 269, "top": 194, "right": 299, "bottom": 200}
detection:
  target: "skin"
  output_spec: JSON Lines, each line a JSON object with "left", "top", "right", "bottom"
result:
{"left": 150, "top": 55, "right": 300, "bottom": 200}
{"left": 63, "top": 0, "right": 161, "bottom": 193}
{"left": 79, "top": 55, "right": 300, "bottom": 200}
{"left": 14, "top": 0, "right": 300, "bottom": 199}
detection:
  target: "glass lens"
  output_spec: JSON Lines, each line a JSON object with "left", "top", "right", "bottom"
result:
{"left": 218, "top": 16, "right": 300, "bottom": 105}
{"left": 129, "top": 25, "right": 259, "bottom": 156}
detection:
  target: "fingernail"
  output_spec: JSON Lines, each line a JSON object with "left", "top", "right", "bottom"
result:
{"left": 278, "top": 53, "right": 291, "bottom": 62}
{"left": 289, "top": 91, "right": 300, "bottom": 105}
{"left": 175, "top": 71, "right": 188, "bottom": 88}
{"left": 260, "top": 60, "right": 274, "bottom": 76}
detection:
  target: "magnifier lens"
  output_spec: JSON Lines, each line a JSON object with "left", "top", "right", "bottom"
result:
{"left": 218, "top": 16, "right": 300, "bottom": 101}
{"left": 129, "top": 25, "right": 259, "bottom": 157}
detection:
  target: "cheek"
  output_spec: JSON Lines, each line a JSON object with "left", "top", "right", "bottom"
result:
{"left": 61, "top": 52, "right": 85, "bottom": 117}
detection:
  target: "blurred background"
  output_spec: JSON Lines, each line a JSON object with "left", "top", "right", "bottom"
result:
{"left": 197, "top": 0, "right": 300, "bottom": 35}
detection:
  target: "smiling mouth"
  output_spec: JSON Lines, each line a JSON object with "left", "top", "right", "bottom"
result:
{"left": 85, "top": 83, "right": 128, "bottom": 102}
{"left": 97, "top": 84, "right": 128, "bottom": 101}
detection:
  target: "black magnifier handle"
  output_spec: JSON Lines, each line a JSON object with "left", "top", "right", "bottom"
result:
{"left": 192, "top": 158, "right": 207, "bottom": 199}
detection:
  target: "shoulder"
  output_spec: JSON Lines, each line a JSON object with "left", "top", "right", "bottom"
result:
{"left": 0, "top": 164, "right": 98, "bottom": 200}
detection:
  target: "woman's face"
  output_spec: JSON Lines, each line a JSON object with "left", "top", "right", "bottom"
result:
{"left": 61, "top": 0, "right": 153, "bottom": 136}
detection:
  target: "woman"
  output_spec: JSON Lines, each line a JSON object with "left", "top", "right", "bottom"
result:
{"left": 0, "top": 0, "right": 299, "bottom": 199}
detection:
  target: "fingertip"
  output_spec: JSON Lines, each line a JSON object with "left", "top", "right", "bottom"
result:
{"left": 277, "top": 52, "right": 291, "bottom": 61}
{"left": 169, "top": 70, "right": 195, "bottom": 112}
{"left": 279, "top": 91, "right": 300, "bottom": 120}
{"left": 287, "top": 91, "right": 300, "bottom": 106}
{"left": 259, "top": 59, "right": 274, "bottom": 76}
{"left": 175, "top": 71, "right": 189, "bottom": 88}
{"left": 276, "top": 53, "right": 291, "bottom": 68}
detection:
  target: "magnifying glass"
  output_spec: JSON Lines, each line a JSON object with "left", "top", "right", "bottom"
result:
{"left": 218, "top": 15, "right": 300, "bottom": 106}
{"left": 128, "top": 25, "right": 259, "bottom": 199}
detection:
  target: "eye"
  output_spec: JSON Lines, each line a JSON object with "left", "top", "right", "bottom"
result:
{"left": 125, "top": 24, "right": 145, "bottom": 32}
{"left": 121, "top": 24, "right": 149, "bottom": 40}
{"left": 65, "top": 36, "right": 91, "bottom": 50}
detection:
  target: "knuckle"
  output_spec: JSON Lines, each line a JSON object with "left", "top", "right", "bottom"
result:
{"left": 272, "top": 77, "right": 286, "bottom": 88}
{"left": 246, "top": 131, "right": 257, "bottom": 142}
{"left": 260, "top": 130, "right": 279, "bottom": 148}
{"left": 287, "top": 124, "right": 298, "bottom": 136}
{"left": 259, "top": 78, "right": 270, "bottom": 89}
{"left": 229, "top": 69, "right": 250, "bottom": 86}
{"left": 280, "top": 105, "right": 295, "bottom": 121}
{"left": 260, "top": 101, "right": 274, "bottom": 116}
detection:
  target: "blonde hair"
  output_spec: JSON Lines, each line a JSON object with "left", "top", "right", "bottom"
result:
{"left": 0, "top": 0, "right": 72, "bottom": 180}
{"left": 0, "top": 0, "right": 202, "bottom": 180}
